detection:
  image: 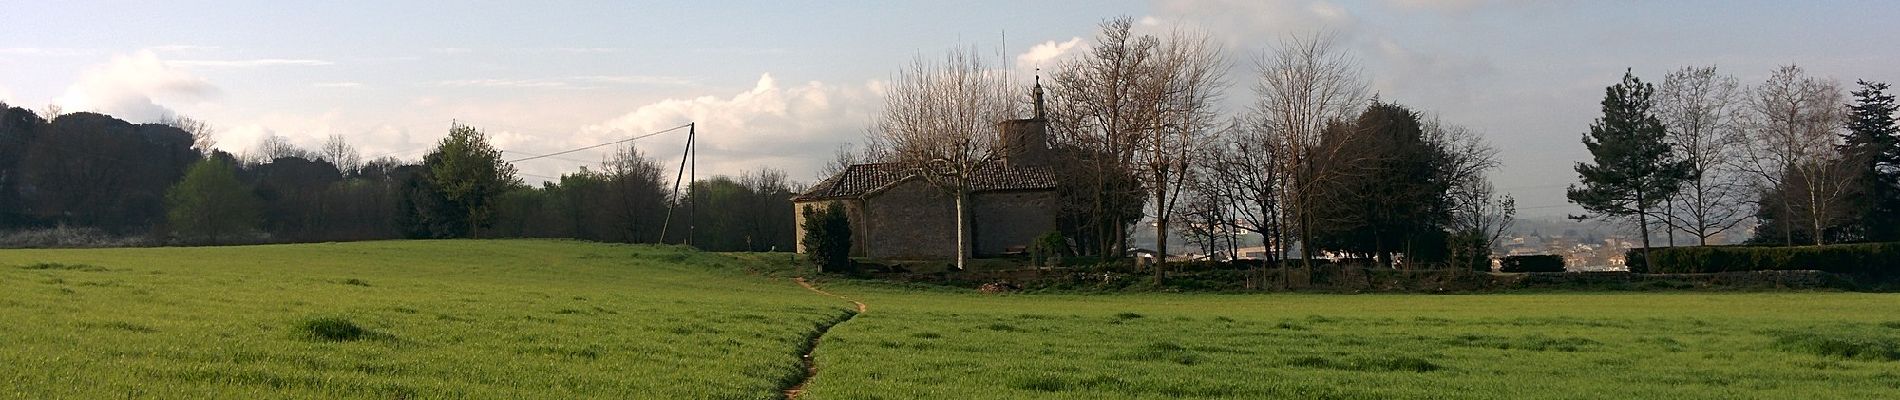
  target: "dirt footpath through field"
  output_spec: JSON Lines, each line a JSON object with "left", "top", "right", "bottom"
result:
{"left": 782, "top": 278, "right": 865, "bottom": 400}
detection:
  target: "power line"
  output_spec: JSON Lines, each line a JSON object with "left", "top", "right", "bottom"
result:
{"left": 505, "top": 123, "right": 693, "bottom": 164}
{"left": 1517, "top": 203, "right": 1578, "bottom": 210}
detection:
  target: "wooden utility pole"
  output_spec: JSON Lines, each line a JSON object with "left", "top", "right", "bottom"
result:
{"left": 659, "top": 123, "right": 698, "bottom": 245}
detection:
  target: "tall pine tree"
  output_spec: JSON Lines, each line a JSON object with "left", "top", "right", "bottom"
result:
{"left": 1841, "top": 80, "right": 1900, "bottom": 241}
{"left": 1569, "top": 70, "right": 1693, "bottom": 263}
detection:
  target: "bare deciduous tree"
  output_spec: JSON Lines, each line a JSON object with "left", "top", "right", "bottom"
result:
{"left": 1047, "top": 17, "right": 1161, "bottom": 259}
{"left": 1048, "top": 18, "right": 1228, "bottom": 283}
{"left": 252, "top": 134, "right": 316, "bottom": 163}
{"left": 1737, "top": 65, "right": 1850, "bottom": 245}
{"left": 869, "top": 47, "right": 1015, "bottom": 270}
{"left": 1204, "top": 119, "right": 1287, "bottom": 263}
{"left": 160, "top": 114, "right": 217, "bottom": 154}
{"left": 321, "top": 134, "right": 362, "bottom": 174}
{"left": 1656, "top": 66, "right": 1750, "bottom": 245}
{"left": 1426, "top": 115, "right": 1509, "bottom": 269}
{"left": 1250, "top": 32, "right": 1368, "bottom": 268}
{"left": 1141, "top": 27, "right": 1228, "bottom": 281}
{"left": 1447, "top": 178, "right": 1514, "bottom": 269}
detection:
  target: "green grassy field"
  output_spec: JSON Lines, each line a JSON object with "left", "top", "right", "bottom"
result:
{"left": 4, "top": 240, "right": 1899, "bottom": 399}
{"left": 0, "top": 240, "right": 849, "bottom": 399}
{"left": 803, "top": 287, "right": 1900, "bottom": 399}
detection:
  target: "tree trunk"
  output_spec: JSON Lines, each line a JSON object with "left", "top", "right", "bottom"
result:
{"left": 1154, "top": 216, "right": 1167, "bottom": 285}
{"left": 1636, "top": 193, "right": 1653, "bottom": 272}
{"left": 1810, "top": 188, "right": 1825, "bottom": 245}
{"left": 955, "top": 190, "right": 969, "bottom": 270}
{"left": 1664, "top": 208, "right": 1676, "bottom": 247}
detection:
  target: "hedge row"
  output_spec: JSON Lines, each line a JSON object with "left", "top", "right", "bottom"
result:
{"left": 1627, "top": 243, "right": 1900, "bottom": 276}
{"left": 1499, "top": 255, "right": 1565, "bottom": 273}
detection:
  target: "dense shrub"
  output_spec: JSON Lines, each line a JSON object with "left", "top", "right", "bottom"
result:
{"left": 0, "top": 225, "right": 148, "bottom": 248}
{"left": 800, "top": 202, "right": 853, "bottom": 274}
{"left": 1030, "top": 231, "right": 1067, "bottom": 267}
{"left": 1638, "top": 243, "right": 1900, "bottom": 277}
{"left": 298, "top": 316, "right": 367, "bottom": 341}
{"left": 1500, "top": 255, "right": 1565, "bottom": 273}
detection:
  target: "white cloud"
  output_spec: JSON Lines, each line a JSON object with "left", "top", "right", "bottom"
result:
{"left": 312, "top": 82, "right": 364, "bottom": 88}
{"left": 575, "top": 73, "right": 878, "bottom": 181}
{"left": 169, "top": 58, "right": 334, "bottom": 68}
{"left": 1016, "top": 37, "right": 1085, "bottom": 73}
{"left": 54, "top": 50, "right": 218, "bottom": 123}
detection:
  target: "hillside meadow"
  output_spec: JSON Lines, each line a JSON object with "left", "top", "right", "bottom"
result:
{"left": 0, "top": 240, "right": 849, "bottom": 399}
{"left": 3, "top": 240, "right": 1898, "bottom": 399}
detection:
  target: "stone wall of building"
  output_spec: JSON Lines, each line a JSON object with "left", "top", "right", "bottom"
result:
{"left": 796, "top": 180, "right": 1060, "bottom": 260}
{"left": 861, "top": 180, "right": 958, "bottom": 259}
{"left": 970, "top": 189, "right": 1060, "bottom": 256}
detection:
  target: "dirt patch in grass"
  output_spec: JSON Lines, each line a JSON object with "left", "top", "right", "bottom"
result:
{"left": 81, "top": 321, "right": 157, "bottom": 333}
{"left": 1442, "top": 333, "right": 1601, "bottom": 352}
{"left": 18, "top": 262, "right": 108, "bottom": 272}
{"left": 982, "top": 322, "right": 1022, "bottom": 332}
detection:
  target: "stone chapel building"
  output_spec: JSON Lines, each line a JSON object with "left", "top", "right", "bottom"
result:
{"left": 792, "top": 83, "right": 1059, "bottom": 259}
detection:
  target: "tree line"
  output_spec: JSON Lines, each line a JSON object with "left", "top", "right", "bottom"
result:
{"left": 858, "top": 17, "right": 1513, "bottom": 278}
{"left": 1569, "top": 66, "right": 1898, "bottom": 257}
{"left": 0, "top": 104, "right": 799, "bottom": 251}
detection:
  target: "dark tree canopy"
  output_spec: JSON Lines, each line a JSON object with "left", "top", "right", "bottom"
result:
{"left": 1309, "top": 101, "right": 1456, "bottom": 265}
{"left": 13, "top": 112, "right": 199, "bottom": 233}
{"left": 1840, "top": 80, "right": 1900, "bottom": 241}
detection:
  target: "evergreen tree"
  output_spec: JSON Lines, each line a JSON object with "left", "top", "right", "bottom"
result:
{"left": 800, "top": 202, "right": 852, "bottom": 273}
{"left": 1569, "top": 70, "right": 1693, "bottom": 262}
{"left": 1841, "top": 80, "right": 1900, "bottom": 241}
{"left": 424, "top": 123, "right": 520, "bottom": 238}
{"left": 166, "top": 157, "right": 260, "bottom": 244}
{"left": 1311, "top": 101, "right": 1455, "bottom": 266}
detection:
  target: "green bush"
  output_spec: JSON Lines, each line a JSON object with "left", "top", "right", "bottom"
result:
{"left": 800, "top": 202, "right": 853, "bottom": 274}
{"left": 1639, "top": 243, "right": 1900, "bottom": 277}
{"left": 1500, "top": 255, "right": 1565, "bottom": 273}
{"left": 298, "top": 316, "right": 366, "bottom": 342}
{"left": 1030, "top": 231, "right": 1067, "bottom": 267}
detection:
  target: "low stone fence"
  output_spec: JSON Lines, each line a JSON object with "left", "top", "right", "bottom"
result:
{"left": 867, "top": 267, "right": 1861, "bottom": 293}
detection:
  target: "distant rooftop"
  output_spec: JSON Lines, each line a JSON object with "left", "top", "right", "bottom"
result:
{"left": 793, "top": 162, "right": 1057, "bottom": 202}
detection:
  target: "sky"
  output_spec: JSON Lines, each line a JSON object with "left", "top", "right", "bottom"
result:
{"left": 2, "top": 0, "right": 1896, "bottom": 218}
